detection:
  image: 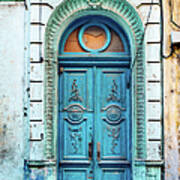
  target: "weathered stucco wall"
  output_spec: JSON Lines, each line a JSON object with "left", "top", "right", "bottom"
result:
{"left": 163, "top": 0, "right": 180, "bottom": 179}
{"left": 0, "top": 2, "right": 25, "bottom": 179}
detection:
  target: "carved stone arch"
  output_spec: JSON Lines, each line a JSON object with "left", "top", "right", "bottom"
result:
{"left": 44, "top": 0, "right": 145, "bottom": 160}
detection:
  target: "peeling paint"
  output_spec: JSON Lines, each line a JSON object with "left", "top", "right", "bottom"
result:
{"left": 163, "top": 0, "right": 180, "bottom": 178}
{"left": 164, "top": 47, "right": 180, "bottom": 179}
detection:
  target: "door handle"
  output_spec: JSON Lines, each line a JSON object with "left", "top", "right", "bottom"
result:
{"left": 88, "top": 142, "right": 93, "bottom": 160}
{"left": 97, "top": 142, "right": 100, "bottom": 161}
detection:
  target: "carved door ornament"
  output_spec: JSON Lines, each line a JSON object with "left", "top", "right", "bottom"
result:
{"left": 65, "top": 79, "right": 87, "bottom": 124}
{"left": 107, "top": 79, "right": 120, "bottom": 102}
{"left": 68, "top": 126, "right": 82, "bottom": 154}
{"left": 69, "top": 79, "right": 83, "bottom": 102}
{"left": 102, "top": 105, "right": 125, "bottom": 125}
{"left": 64, "top": 104, "right": 87, "bottom": 124}
{"left": 107, "top": 125, "right": 121, "bottom": 154}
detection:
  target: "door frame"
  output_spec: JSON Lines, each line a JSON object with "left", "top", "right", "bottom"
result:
{"left": 44, "top": 0, "right": 146, "bottom": 179}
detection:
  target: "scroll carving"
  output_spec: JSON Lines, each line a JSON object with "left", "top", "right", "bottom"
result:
{"left": 68, "top": 126, "right": 82, "bottom": 154}
{"left": 107, "top": 125, "right": 120, "bottom": 154}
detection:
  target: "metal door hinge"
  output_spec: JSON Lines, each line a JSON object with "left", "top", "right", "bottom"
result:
{"left": 59, "top": 67, "right": 64, "bottom": 74}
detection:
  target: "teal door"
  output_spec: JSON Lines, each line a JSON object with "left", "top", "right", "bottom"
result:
{"left": 58, "top": 65, "right": 131, "bottom": 180}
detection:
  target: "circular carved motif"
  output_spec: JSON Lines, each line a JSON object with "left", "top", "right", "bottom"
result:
{"left": 67, "top": 105, "right": 84, "bottom": 121}
{"left": 106, "top": 105, "right": 121, "bottom": 122}
{"left": 83, "top": 26, "right": 106, "bottom": 50}
{"left": 79, "top": 23, "right": 111, "bottom": 52}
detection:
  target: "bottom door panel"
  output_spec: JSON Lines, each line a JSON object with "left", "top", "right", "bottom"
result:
{"left": 101, "top": 168, "right": 129, "bottom": 180}
{"left": 62, "top": 168, "right": 88, "bottom": 180}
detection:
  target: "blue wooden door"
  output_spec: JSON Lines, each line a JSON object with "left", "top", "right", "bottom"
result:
{"left": 58, "top": 66, "right": 131, "bottom": 180}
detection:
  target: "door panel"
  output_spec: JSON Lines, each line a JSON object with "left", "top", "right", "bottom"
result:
{"left": 59, "top": 67, "right": 94, "bottom": 180}
{"left": 60, "top": 68, "right": 93, "bottom": 160}
{"left": 63, "top": 121, "right": 88, "bottom": 158}
{"left": 101, "top": 121, "right": 127, "bottom": 158}
{"left": 99, "top": 69, "right": 127, "bottom": 109}
{"left": 63, "top": 168, "right": 87, "bottom": 180}
{"left": 60, "top": 68, "right": 93, "bottom": 110}
{"left": 97, "top": 68, "right": 129, "bottom": 161}
{"left": 95, "top": 68, "right": 131, "bottom": 180}
{"left": 58, "top": 66, "right": 131, "bottom": 180}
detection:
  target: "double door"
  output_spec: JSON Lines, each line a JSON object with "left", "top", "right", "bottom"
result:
{"left": 58, "top": 66, "right": 131, "bottom": 180}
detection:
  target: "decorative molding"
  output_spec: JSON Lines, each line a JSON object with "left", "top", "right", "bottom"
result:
{"left": 103, "top": 117, "right": 125, "bottom": 125}
{"left": 107, "top": 125, "right": 120, "bottom": 154}
{"left": 102, "top": 104, "right": 125, "bottom": 125}
{"left": 79, "top": 22, "right": 111, "bottom": 52}
{"left": 107, "top": 80, "right": 120, "bottom": 102}
{"left": 68, "top": 126, "right": 82, "bottom": 154}
{"left": 27, "top": 160, "right": 56, "bottom": 167}
{"left": 69, "top": 79, "right": 83, "bottom": 102}
{"left": 64, "top": 104, "right": 87, "bottom": 124}
{"left": 87, "top": 0, "right": 102, "bottom": 8}
{"left": 44, "top": 0, "right": 145, "bottom": 160}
